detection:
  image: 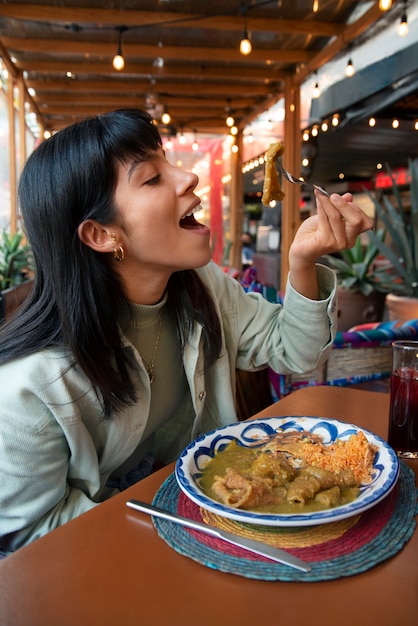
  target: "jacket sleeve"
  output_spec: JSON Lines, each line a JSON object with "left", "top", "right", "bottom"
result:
{"left": 0, "top": 404, "right": 104, "bottom": 554}
{"left": 200, "top": 262, "right": 337, "bottom": 375}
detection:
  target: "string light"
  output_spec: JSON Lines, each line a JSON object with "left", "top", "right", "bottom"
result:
{"left": 345, "top": 55, "right": 355, "bottom": 77}
{"left": 161, "top": 110, "right": 171, "bottom": 124}
{"left": 313, "top": 72, "right": 320, "bottom": 98}
{"left": 312, "top": 1, "right": 319, "bottom": 12}
{"left": 113, "top": 25, "right": 127, "bottom": 71}
{"left": 239, "top": 7, "right": 252, "bottom": 55}
{"left": 225, "top": 99, "right": 235, "bottom": 127}
{"left": 240, "top": 33, "right": 252, "bottom": 55}
{"left": 153, "top": 41, "right": 164, "bottom": 68}
{"left": 379, "top": 0, "right": 392, "bottom": 10}
{"left": 369, "top": 117, "right": 376, "bottom": 127}
{"left": 398, "top": 1, "right": 409, "bottom": 36}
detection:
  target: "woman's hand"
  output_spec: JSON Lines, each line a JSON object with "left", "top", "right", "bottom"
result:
{"left": 288, "top": 191, "right": 374, "bottom": 300}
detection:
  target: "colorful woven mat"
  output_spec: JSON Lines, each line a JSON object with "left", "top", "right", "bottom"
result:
{"left": 152, "top": 462, "right": 417, "bottom": 582}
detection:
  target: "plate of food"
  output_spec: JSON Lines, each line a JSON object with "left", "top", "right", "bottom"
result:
{"left": 175, "top": 416, "right": 400, "bottom": 527}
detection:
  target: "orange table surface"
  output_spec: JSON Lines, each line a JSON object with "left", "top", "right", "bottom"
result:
{"left": 0, "top": 386, "right": 416, "bottom": 626}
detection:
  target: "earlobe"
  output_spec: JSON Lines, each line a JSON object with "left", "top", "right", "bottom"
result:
{"left": 77, "top": 220, "right": 116, "bottom": 253}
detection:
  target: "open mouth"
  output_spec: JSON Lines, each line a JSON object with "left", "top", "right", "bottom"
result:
{"left": 180, "top": 211, "right": 206, "bottom": 230}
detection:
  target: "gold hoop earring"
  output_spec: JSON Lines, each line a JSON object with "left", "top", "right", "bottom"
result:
{"left": 113, "top": 246, "right": 125, "bottom": 262}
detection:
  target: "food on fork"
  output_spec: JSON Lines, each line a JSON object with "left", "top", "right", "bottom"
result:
{"left": 262, "top": 141, "right": 286, "bottom": 206}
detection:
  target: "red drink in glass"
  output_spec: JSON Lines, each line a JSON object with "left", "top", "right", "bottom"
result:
{"left": 388, "top": 366, "right": 418, "bottom": 458}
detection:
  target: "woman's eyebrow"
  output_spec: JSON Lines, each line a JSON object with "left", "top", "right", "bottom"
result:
{"left": 127, "top": 159, "right": 146, "bottom": 180}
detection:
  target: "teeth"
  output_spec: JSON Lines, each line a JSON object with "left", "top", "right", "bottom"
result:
{"left": 181, "top": 211, "right": 194, "bottom": 220}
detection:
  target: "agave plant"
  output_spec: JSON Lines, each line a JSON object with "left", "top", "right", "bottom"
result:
{"left": 366, "top": 158, "right": 418, "bottom": 298}
{"left": 0, "top": 229, "right": 33, "bottom": 291}
{"left": 323, "top": 229, "right": 391, "bottom": 296}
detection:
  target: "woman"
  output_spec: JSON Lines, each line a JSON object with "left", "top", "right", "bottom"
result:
{"left": 0, "top": 109, "right": 372, "bottom": 553}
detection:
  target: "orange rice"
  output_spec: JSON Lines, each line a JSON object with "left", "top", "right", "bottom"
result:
{"left": 298, "top": 431, "right": 377, "bottom": 484}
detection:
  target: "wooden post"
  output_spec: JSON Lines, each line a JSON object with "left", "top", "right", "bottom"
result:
{"left": 6, "top": 75, "right": 17, "bottom": 234}
{"left": 280, "top": 76, "right": 302, "bottom": 290}
{"left": 17, "top": 75, "right": 26, "bottom": 170}
{"left": 229, "top": 130, "right": 244, "bottom": 270}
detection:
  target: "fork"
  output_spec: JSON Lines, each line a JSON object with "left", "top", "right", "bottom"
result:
{"left": 276, "top": 161, "right": 329, "bottom": 197}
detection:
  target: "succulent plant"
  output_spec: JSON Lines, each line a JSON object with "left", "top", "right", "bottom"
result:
{"left": 0, "top": 229, "right": 33, "bottom": 291}
{"left": 366, "top": 158, "right": 418, "bottom": 298}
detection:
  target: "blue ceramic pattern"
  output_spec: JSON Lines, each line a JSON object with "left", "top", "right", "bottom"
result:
{"left": 175, "top": 416, "right": 400, "bottom": 527}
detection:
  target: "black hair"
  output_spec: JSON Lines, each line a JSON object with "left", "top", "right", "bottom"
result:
{"left": 0, "top": 109, "right": 222, "bottom": 418}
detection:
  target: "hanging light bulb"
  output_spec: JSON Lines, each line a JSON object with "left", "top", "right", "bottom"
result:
{"left": 379, "top": 0, "right": 392, "bottom": 9}
{"left": 398, "top": 1, "right": 409, "bottom": 36}
{"left": 153, "top": 57, "right": 164, "bottom": 68}
{"left": 240, "top": 32, "right": 252, "bottom": 55}
{"left": 113, "top": 25, "right": 128, "bottom": 71}
{"left": 225, "top": 98, "right": 235, "bottom": 127}
{"left": 345, "top": 57, "right": 355, "bottom": 77}
{"left": 239, "top": 8, "right": 252, "bottom": 55}
{"left": 312, "top": 0, "right": 319, "bottom": 12}
{"left": 313, "top": 73, "right": 320, "bottom": 98}
{"left": 161, "top": 111, "right": 171, "bottom": 124}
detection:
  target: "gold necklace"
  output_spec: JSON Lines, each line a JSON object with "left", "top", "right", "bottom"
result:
{"left": 140, "top": 311, "right": 163, "bottom": 384}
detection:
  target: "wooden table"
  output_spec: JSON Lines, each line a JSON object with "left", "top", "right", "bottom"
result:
{"left": 0, "top": 386, "right": 416, "bottom": 626}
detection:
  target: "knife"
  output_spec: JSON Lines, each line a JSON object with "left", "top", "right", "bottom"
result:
{"left": 126, "top": 499, "right": 311, "bottom": 573}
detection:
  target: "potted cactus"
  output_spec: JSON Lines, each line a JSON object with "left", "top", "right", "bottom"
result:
{"left": 323, "top": 229, "right": 392, "bottom": 331}
{"left": 366, "top": 158, "right": 418, "bottom": 322}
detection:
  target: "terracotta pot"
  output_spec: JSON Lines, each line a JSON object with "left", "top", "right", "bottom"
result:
{"left": 0, "top": 279, "right": 34, "bottom": 322}
{"left": 385, "top": 293, "right": 418, "bottom": 323}
{"left": 336, "top": 288, "right": 386, "bottom": 332}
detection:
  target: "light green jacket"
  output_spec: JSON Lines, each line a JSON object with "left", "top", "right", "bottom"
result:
{"left": 0, "top": 262, "right": 337, "bottom": 553}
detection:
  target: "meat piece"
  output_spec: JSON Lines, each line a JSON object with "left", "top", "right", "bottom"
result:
{"left": 249, "top": 452, "right": 297, "bottom": 486}
{"left": 211, "top": 467, "right": 274, "bottom": 509}
{"left": 301, "top": 465, "right": 356, "bottom": 489}
{"left": 314, "top": 486, "right": 341, "bottom": 507}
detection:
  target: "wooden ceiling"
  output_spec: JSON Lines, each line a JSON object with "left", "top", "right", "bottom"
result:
{"left": 0, "top": 1, "right": 401, "bottom": 136}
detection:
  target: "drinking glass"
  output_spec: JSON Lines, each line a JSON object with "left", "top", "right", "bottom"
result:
{"left": 388, "top": 340, "right": 418, "bottom": 459}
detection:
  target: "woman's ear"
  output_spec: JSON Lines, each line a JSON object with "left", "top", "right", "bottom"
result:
{"left": 78, "top": 220, "right": 117, "bottom": 254}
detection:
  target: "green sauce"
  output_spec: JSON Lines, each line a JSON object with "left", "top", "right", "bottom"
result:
{"left": 200, "top": 441, "right": 360, "bottom": 514}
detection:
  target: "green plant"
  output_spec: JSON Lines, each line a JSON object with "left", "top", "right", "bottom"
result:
{"left": 366, "top": 158, "right": 418, "bottom": 298}
{"left": 0, "top": 229, "right": 33, "bottom": 291}
{"left": 324, "top": 229, "right": 391, "bottom": 296}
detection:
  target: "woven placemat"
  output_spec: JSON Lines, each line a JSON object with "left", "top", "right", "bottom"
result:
{"left": 152, "top": 462, "right": 417, "bottom": 581}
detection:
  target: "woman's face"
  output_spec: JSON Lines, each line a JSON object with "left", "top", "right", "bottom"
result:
{"left": 112, "top": 148, "right": 211, "bottom": 278}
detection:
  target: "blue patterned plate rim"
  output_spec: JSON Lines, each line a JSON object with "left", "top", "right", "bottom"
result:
{"left": 175, "top": 416, "right": 400, "bottom": 527}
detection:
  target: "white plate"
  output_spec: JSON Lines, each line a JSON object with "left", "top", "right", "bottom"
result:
{"left": 175, "top": 416, "right": 400, "bottom": 527}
